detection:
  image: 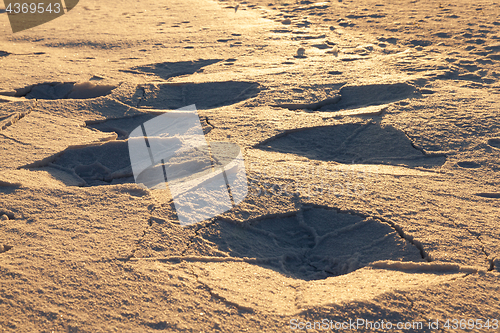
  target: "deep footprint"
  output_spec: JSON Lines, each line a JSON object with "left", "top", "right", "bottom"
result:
{"left": 198, "top": 208, "right": 423, "bottom": 280}
{"left": 87, "top": 114, "right": 213, "bottom": 140}
{"left": 33, "top": 114, "right": 214, "bottom": 186}
{"left": 44, "top": 141, "right": 134, "bottom": 186}
{"left": 138, "top": 81, "right": 260, "bottom": 109}
{"left": 258, "top": 123, "right": 446, "bottom": 168}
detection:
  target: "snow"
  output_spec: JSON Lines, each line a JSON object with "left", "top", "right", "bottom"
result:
{"left": 0, "top": 0, "right": 499, "bottom": 331}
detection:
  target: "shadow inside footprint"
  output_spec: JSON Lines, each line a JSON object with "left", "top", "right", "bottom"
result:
{"left": 259, "top": 123, "right": 446, "bottom": 168}
{"left": 197, "top": 208, "right": 423, "bottom": 280}
{"left": 127, "top": 59, "right": 223, "bottom": 80}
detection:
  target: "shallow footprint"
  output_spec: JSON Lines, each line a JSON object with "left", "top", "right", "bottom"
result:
{"left": 321, "top": 82, "right": 418, "bottom": 111}
{"left": 457, "top": 161, "right": 481, "bottom": 168}
{"left": 475, "top": 193, "right": 500, "bottom": 199}
{"left": 487, "top": 138, "right": 500, "bottom": 149}
{"left": 6, "top": 82, "right": 117, "bottom": 100}
{"left": 0, "top": 245, "right": 13, "bottom": 254}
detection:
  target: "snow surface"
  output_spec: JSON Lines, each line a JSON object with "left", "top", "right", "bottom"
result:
{"left": 0, "top": 0, "right": 499, "bottom": 331}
